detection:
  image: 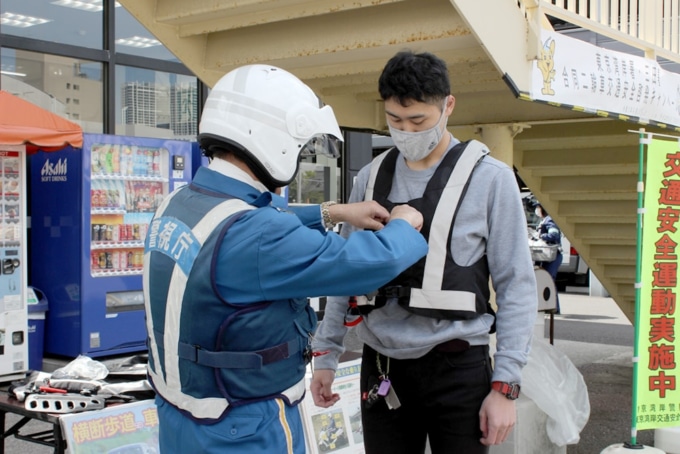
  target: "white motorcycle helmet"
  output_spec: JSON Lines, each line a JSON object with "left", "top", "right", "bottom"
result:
{"left": 198, "top": 64, "right": 343, "bottom": 190}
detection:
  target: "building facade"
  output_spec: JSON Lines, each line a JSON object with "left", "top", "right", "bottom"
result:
{"left": 0, "top": 0, "right": 202, "bottom": 140}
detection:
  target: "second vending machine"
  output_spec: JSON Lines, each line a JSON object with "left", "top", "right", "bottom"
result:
{"left": 30, "top": 134, "right": 195, "bottom": 358}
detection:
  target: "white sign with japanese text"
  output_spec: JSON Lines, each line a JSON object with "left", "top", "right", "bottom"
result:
{"left": 300, "top": 359, "right": 365, "bottom": 454}
{"left": 60, "top": 399, "right": 159, "bottom": 454}
{"left": 532, "top": 30, "right": 680, "bottom": 128}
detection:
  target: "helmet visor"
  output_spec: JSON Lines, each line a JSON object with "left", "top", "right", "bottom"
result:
{"left": 300, "top": 134, "right": 341, "bottom": 159}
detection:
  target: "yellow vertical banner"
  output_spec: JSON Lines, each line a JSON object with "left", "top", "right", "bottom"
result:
{"left": 638, "top": 137, "right": 680, "bottom": 430}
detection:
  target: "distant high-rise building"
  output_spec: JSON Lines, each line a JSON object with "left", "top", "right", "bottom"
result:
{"left": 121, "top": 82, "right": 158, "bottom": 128}
{"left": 121, "top": 81, "right": 196, "bottom": 139}
{"left": 170, "top": 83, "right": 198, "bottom": 138}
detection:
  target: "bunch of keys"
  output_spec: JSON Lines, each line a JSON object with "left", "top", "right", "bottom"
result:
{"left": 378, "top": 376, "right": 401, "bottom": 410}
{"left": 363, "top": 383, "right": 381, "bottom": 409}
{"left": 363, "top": 353, "right": 402, "bottom": 410}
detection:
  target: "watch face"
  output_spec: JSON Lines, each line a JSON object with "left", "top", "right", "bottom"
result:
{"left": 492, "top": 381, "right": 520, "bottom": 400}
{"left": 507, "top": 383, "right": 520, "bottom": 400}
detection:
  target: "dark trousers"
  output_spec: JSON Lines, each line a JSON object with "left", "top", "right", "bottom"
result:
{"left": 360, "top": 343, "right": 491, "bottom": 454}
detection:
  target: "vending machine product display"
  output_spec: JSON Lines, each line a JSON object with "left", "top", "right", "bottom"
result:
{"left": 30, "top": 134, "right": 195, "bottom": 358}
{"left": 0, "top": 145, "right": 28, "bottom": 379}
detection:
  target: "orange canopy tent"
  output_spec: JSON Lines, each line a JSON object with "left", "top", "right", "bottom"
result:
{"left": 0, "top": 90, "right": 82, "bottom": 153}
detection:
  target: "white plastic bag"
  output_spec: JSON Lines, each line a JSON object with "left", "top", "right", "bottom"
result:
{"left": 51, "top": 354, "right": 109, "bottom": 380}
{"left": 521, "top": 337, "right": 590, "bottom": 446}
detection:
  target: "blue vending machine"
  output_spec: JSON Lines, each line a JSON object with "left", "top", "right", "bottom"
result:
{"left": 30, "top": 134, "right": 195, "bottom": 358}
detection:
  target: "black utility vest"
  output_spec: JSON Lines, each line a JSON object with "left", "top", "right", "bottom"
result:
{"left": 363, "top": 140, "right": 492, "bottom": 320}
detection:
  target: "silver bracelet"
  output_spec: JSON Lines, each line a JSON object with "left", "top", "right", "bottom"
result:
{"left": 321, "top": 201, "right": 337, "bottom": 229}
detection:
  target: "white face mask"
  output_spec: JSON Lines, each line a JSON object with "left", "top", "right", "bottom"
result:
{"left": 388, "top": 102, "right": 448, "bottom": 162}
{"left": 535, "top": 208, "right": 542, "bottom": 217}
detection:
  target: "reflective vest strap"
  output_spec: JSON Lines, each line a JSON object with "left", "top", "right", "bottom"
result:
{"left": 410, "top": 288, "right": 477, "bottom": 312}
{"left": 422, "top": 141, "right": 488, "bottom": 290}
{"left": 364, "top": 148, "right": 391, "bottom": 201}
{"left": 175, "top": 338, "right": 300, "bottom": 369}
{"left": 147, "top": 197, "right": 254, "bottom": 409}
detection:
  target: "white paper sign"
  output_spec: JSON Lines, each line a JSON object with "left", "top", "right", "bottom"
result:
{"left": 531, "top": 30, "right": 680, "bottom": 128}
{"left": 300, "top": 359, "right": 365, "bottom": 454}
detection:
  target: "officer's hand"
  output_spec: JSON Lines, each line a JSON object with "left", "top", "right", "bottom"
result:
{"left": 329, "top": 201, "right": 390, "bottom": 231}
{"left": 389, "top": 205, "right": 424, "bottom": 232}
{"left": 310, "top": 369, "right": 340, "bottom": 408}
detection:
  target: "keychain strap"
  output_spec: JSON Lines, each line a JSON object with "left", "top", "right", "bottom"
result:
{"left": 376, "top": 352, "right": 390, "bottom": 378}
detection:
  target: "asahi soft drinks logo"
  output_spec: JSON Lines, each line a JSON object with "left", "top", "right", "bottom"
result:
{"left": 41, "top": 158, "right": 68, "bottom": 182}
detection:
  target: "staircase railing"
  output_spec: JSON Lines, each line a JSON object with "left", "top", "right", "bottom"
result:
{"left": 519, "top": 0, "right": 680, "bottom": 62}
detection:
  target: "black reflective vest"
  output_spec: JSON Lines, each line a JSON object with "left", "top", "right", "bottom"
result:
{"left": 359, "top": 140, "right": 492, "bottom": 320}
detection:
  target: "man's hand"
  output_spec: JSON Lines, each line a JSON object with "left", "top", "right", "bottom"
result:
{"left": 310, "top": 369, "right": 340, "bottom": 408}
{"left": 390, "top": 204, "right": 424, "bottom": 231}
{"left": 329, "top": 201, "right": 390, "bottom": 231}
{"left": 479, "top": 390, "right": 516, "bottom": 446}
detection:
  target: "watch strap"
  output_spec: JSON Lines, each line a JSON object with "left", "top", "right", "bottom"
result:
{"left": 491, "top": 381, "right": 520, "bottom": 400}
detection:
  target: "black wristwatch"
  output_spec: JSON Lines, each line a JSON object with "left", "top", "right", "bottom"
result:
{"left": 491, "top": 381, "right": 520, "bottom": 400}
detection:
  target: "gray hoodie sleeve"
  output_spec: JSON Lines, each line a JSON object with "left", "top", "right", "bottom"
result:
{"left": 481, "top": 159, "right": 538, "bottom": 383}
{"left": 311, "top": 166, "right": 371, "bottom": 371}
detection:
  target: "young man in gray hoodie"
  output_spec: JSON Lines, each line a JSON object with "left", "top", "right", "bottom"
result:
{"left": 310, "top": 50, "right": 537, "bottom": 454}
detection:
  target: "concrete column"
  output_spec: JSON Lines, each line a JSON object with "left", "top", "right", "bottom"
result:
{"left": 476, "top": 123, "right": 526, "bottom": 166}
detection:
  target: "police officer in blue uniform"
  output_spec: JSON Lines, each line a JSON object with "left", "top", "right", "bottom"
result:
{"left": 533, "top": 202, "right": 562, "bottom": 277}
{"left": 143, "top": 64, "right": 428, "bottom": 454}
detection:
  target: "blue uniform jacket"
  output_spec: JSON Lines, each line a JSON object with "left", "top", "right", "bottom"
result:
{"left": 187, "top": 166, "right": 429, "bottom": 303}
{"left": 144, "top": 164, "right": 428, "bottom": 422}
{"left": 538, "top": 215, "right": 561, "bottom": 246}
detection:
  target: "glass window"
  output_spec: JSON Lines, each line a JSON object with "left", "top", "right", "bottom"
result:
{"left": 288, "top": 162, "right": 340, "bottom": 205}
{"left": 115, "top": 65, "right": 197, "bottom": 140}
{"left": 116, "top": 5, "right": 178, "bottom": 61}
{"left": 1, "top": 0, "right": 102, "bottom": 49}
{"left": 1, "top": 48, "right": 103, "bottom": 132}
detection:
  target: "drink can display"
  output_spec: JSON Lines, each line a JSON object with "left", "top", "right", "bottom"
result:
{"left": 105, "top": 146, "right": 114, "bottom": 174}
{"left": 91, "top": 251, "right": 100, "bottom": 270}
{"left": 98, "top": 251, "right": 107, "bottom": 269}
{"left": 91, "top": 146, "right": 101, "bottom": 174}
{"left": 92, "top": 224, "right": 101, "bottom": 242}
{"left": 112, "top": 145, "right": 120, "bottom": 175}
{"left": 134, "top": 250, "right": 143, "bottom": 268}
{"left": 112, "top": 224, "right": 120, "bottom": 242}
{"left": 112, "top": 250, "right": 120, "bottom": 270}
{"left": 105, "top": 252, "right": 113, "bottom": 269}
{"left": 139, "top": 223, "right": 148, "bottom": 241}
{"left": 119, "top": 249, "right": 128, "bottom": 269}
{"left": 127, "top": 251, "right": 134, "bottom": 268}
{"left": 152, "top": 149, "right": 160, "bottom": 176}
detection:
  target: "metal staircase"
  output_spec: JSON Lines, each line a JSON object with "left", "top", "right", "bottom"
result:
{"left": 514, "top": 119, "right": 646, "bottom": 321}
{"left": 117, "top": 0, "right": 680, "bottom": 323}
